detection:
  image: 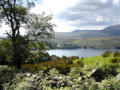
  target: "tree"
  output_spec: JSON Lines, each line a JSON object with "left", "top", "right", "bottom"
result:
{"left": 0, "top": 38, "right": 13, "bottom": 65}
{"left": 0, "top": 36, "right": 31, "bottom": 66}
{"left": 0, "top": 0, "right": 54, "bottom": 69}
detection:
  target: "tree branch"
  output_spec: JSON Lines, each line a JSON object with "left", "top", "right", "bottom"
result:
{"left": 5, "top": 30, "right": 12, "bottom": 38}
{"left": 2, "top": 1, "right": 11, "bottom": 22}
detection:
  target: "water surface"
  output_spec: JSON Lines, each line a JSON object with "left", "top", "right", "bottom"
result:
{"left": 47, "top": 49, "right": 119, "bottom": 57}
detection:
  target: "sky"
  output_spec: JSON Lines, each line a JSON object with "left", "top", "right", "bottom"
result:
{"left": 0, "top": 0, "right": 120, "bottom": 36}
{"left": 31, "top": 0, "right": 120, "bottom": 32}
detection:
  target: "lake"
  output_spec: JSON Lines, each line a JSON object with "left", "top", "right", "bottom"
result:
{"left": 47, "top": 49, "right": 120, "bottom": 57}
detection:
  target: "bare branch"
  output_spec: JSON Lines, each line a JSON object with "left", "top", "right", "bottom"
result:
{"left": 5, "top": 30, "right": 12, "bottom": 38}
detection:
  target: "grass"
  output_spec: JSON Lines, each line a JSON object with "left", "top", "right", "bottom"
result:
{"left": 73, "top": 54, "right": 120, "bottom": 73}
{"left": 82, "top": 55, "right": 114, "bottom": 66}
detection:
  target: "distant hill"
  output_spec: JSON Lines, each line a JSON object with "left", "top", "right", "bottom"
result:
{"left": 0, "top": 36, "right": 6, "bottom": 40}
{"left": 51, "top": 24, "right": 120, "bottom": 49}
{"left": 103, "top": 24, "right": 120, "bottom": 31}
{"left": 101, "top": 24, "right": 120, "bottom": 36}
{"left": 55, "top": 24, "right": 120, "bottom": 39}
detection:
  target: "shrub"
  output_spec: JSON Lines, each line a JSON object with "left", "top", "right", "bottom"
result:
{"left": 22, "top": 57, "right": 76, "bottom": 74}
{"left": 113, "top": 51, "right": 120, "bottom": 57}
{"left": 81, "top": 57, "right": 84, "bottom": 60}
{"left": 62, "top": 56, "right": 67, "bottom": 59}
{"left": 100, "top": 77, "right": 120, "bottom": 90}
{"left": 50, "top": 55, "right": 61, "bottom": 60}
{"left": 73, "top": 59, "right": 84, "bottom": 67}
{"left": 77, "top": 60, "right": 84, "bottom": 66}
{"left": 48, "top": 68, "right": 60, "bottom": 77}
{"left": 0, "top": 65, "right": 16, "bottom": 84}
{"left": 102, "top": 51, "right": 112, "bottom": 57}
{"left": 70, "top": 56, "right": 79, "bottom": 60}
{"left": 101, "top": 64, "right": 118, "bottom": 77}
{"left": 111, "top": 57, "right": 120, "bottom": 63}
{"left": 68, "top": 67, "right": 83, "bottom": 79}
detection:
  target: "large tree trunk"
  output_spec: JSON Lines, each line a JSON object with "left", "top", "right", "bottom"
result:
{"left": 12, "top": 38, "right": 21, "bottom": 70}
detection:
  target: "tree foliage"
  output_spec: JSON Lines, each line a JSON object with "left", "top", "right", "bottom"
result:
{"left": 0, "top": 0, "right": 54, "bottom": 69}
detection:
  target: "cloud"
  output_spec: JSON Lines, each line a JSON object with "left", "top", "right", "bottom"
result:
{"left": 113, "top": 0, "right": 120, "bottom": 5}
{"left": 1, "top": 0, "right": 120, "bottom": 34}
{"left": 56, "top": 0, "right": 120, "bottom": 30}
{"left": 69, "top": 0, "right": 112, "bottom": 12}
{"left": 30, "top": 0, "right": 79, "bottom": 32}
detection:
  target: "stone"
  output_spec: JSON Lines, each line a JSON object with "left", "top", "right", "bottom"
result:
{"left": 48, "top": 75, "right": 73, "bottom": 88}
{"left": 89, "top": 68, "right": 104, "bottom": 81}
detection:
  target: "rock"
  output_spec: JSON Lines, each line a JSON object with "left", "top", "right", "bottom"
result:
{"left": 26, "top": 72, "right": 31, "bottom": 77}
{"left": 54, "top": 76, "right": 63, "bottom": 80}
{"left": 48, "top": 75, "right": 73, "bottom": 88}
{"left": 90, "top": 68, "right": 101, "bottom": 76}
{"left": 50, "top": 79, "right": 58, "bottom": 88}
{"left": 89, "top": 68, "right": 104, "bottom": 81}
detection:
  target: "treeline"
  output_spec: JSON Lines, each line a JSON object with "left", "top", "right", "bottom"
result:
{"left": 50, "top": 36, "right": 120, "bottom": 49}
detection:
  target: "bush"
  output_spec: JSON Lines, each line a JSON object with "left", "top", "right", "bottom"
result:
{"left": 113, "top": 51, "right": 120, "bottom": 57}
{"left": 81, "top": 57, "right": 84, "bottom": 60}
{"left": 100, "top": 77, "right": 120, "bottom": 90}
{"left": 50, "top": 55, "right": 60, "bottom": 60}
{"left": 62, "top": 56, "right": 67, "bottom": 59}
{"left": 102, "top": 51, "right": 112, "bottom": 57}
{"left": 2, "top": 64, "right": 120, "bottom": 90}
{"left": 68, "top": 67, "right": 83, "bottom": 79}
{"left": 0, "top": 65, "right": 16, "bottom": 84}
{"left": 77, "top": 60, "right": 84, "bottom": 66}
{"left": 111, "top": 57, "right": 120, "bottom": 63}
{"left": 48, "top": 68, "right": 60, "bottom": 77}
{"left": 101, "top": 64, "right": 118, "bottom": 77}
{"left": 73, "top": 59, "right": 84, "bottom": 67}
{"left": 70, "top": 56, "right": 79, "bottom": 60}
{"left": 0, "top": 39, "right": 13, "bottom": 65}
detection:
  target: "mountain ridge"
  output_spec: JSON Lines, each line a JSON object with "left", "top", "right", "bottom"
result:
{"left": 70, "top": 24, "right": 120, "bottom": 33}
{"left": 55, "top": 24, "right": 120, "bottom": 38}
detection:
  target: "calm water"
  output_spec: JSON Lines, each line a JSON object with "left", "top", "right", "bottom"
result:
{"left": 47, "top": 49, "right": 120, "bottom": 57}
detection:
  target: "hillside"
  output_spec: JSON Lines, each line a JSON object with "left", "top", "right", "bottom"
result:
{"left": 51, "top": 24, "right": 120, "bottom": 49}
{"left": 55, "top": 24, "right": 120, "bottom": 38}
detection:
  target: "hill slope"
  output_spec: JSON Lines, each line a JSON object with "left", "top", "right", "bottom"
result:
{"left": 55, "top": 24, "right": 120, "bottom": 39}
{"left": 51, "top": 24, "right": 120, "bottom": 49}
